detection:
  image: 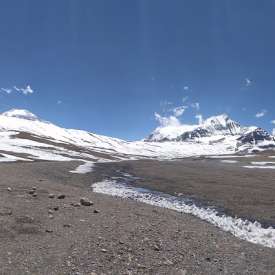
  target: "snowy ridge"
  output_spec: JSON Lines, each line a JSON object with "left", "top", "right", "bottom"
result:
{"left": 0, "top": 109, "right": 274, "bottom": 163}
{"left": 93, "top": 180, "right": 275, "bottom": 248}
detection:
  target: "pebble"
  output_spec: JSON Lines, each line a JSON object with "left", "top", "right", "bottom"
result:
{"left": 71, "top": 203, "right": 81, "bottom": 207}
{"left": 48, "top": 194, "right": 55, "bottom": 199}
{"left": 7, "top": 187, "right": 12, "bottom": 192}
{"left": 80, "top": 198, "right": 93, "bottom": 206}
{"left": 57, "top": 194, "right": 66, "bottom": 199}
{"left": 45, "top": 229, "right": 53, "bottom": 233}
{"left": 93, "top": 209, "right": 100, "bottom": 214}
{"left": 28, "top": 190, "right": 35, "bottom": 195}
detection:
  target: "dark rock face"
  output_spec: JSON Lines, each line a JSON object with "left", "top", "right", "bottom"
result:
{"left": 238, "top": 128, "right": 274, "bottom": 144}
{"left": 176, "top": 128, "right": 211, "bottom": 141}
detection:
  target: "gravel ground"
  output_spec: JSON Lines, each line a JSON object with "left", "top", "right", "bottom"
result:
{"left": 0, "top": 161, "right": 275, "bottom": 274}
{"left": 94, "top": 157, "right": 275, "bottom": 227}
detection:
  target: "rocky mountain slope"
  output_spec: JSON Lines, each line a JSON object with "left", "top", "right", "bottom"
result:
{"left": 146, "top": 113, "right": 275, "bottom": 151}
{"left": 0, "top": 109, "right": 274, "bottom": 163}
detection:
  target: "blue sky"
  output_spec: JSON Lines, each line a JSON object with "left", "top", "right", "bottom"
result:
{"left": 0, "top": 0, "right": 275, "bottom": 140}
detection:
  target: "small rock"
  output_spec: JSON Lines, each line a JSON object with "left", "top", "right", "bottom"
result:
{"left": 48, "top": 214, "right": 54, "bottom": 219}
{"left": 48, "top": 194, "right": 55, "bottom": 199}
{"left": 153, "top": 244, "right": 160, "bottom": 251}
{"left": 71, "top": 202, "right": 81, "bottom": 207}
{"left": 80, "top": 198, "right": 93, "bottom": 206}
{"left": 57, "top": 194, "right": 66, "bottom": 199}
{"left": 28, "top": 190, "right": 35, "bottom": 195}
{"left": 101, "top": 249, "right": 107, "bottom": 253}
{"left": 93, "top": 209, "right": 100, "bottom": 214}
{"left": 205, "top": 257, "right": 211, "bottom": 262}
{"left": 32, "top": 187, "right": 37, "bottom": 191}
{"left": 45, "top": 229, "right": 53, "bottom": 233}
{"left": 53, "top": 206, "right": 59, "bottom": 211}
{"left": 32, "top": 193, "right": 37, "bottom": 198}
{"left": 7, "top": 187, "right": 12, "bottom": 192}
{"left": 164, "top": 259, "right": 173, "bottom": 266}
{"left": 63, "top": 224, "right": 71, "bottom": 228}
{"left": 48, "top": 209, "right": 54, "bottom": 214}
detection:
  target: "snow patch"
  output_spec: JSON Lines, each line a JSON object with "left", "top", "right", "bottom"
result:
{"left": 220, "top": 160, "right": 239, "bottom": 164}
{"left": 70, "top": 162, "right": 94, "bottom": 174}
{"left": 92, "top": 180, "right": 275, "bottom": 248}
{"left": 243, "top": 166, "right": 275, "bottom": 170}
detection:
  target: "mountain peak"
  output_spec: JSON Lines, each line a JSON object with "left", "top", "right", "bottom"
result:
{"left": 1, "top": 109, "right": 39, "bottom": 121}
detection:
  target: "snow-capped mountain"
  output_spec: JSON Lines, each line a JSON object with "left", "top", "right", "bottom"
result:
{"left": 0, "top": 109, "right": 274, "bottom": 163}
{"left": 146, "top": 114, "right": 243, "bottom": 142}
{"left": 146, "top": 113, "right": 274, "bottom": 147}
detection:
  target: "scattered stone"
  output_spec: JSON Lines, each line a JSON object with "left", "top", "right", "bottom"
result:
{"left": 71, "top": 202, "right": 81, "bottom": 207}
{"left": 53, "top": 206, "right": 59, "bottom": 211}
{"left": 205, "top": 257, "right": 211, "bottom": 262}
{"left": 32, "top": 187, "right": 37, "bottom": 191}
{"left": 80, "top": 197, "right": 93, "bottom": 206}
{"left": 48, "top": 214, "right": 54, "bottom": 219}
{"left": 93, "top": 209, "right": 100, "bottom": 214}
{"left": 48, "top": 194, "right": 55, "bottom": 199}
{"left": 119, "top": 240, "right": 124, "bottom": 245}
{"left": 101, "top": 249, "right": 107, "bottom": 253}
{"left": 45, "top": 229, "right": 53, "bottom": 233}
{"left": 28, "top": 190, "right": 35, "bottom": 195}
{"left": 63, "top": 224, "right": 71, "bottom": 228}
{"left": 153, "top": 244, "right": 160, "bottom": 251}
{"left": 7, "top": 187, "right": 12, "bottom": 192}
{"left": 57, "top": 194, "right": 66, "bottom": 199}
{"left": 32, "top": 193, "right": 37, "bottom": 198}
{"left": 0, "top": 207, "right": 12, "bottom": 216}
{"left": 48, "top": 209, "right": 54, "bottom": 214}
{"left": 164, "top": 259, "right": 173, "bottom": 266}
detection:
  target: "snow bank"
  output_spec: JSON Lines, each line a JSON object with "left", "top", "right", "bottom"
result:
{"left": 243, "top": 166, "right": 275, "bottom": 169}
{"left": 92, "top": 180, "right": 275, "bottom": 248}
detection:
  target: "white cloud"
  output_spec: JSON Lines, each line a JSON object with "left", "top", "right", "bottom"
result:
{"left": 19, "top": 85, "right": 34, "bottom": 95}
{"left": 255, "top": 110, "right": 267, "bottom": 118}
{"left": 154, "top": 112, "right": 181, "bottom": 127}
{"left": 57, "top": 100, "right": 62, "bottom": 104}
{"left": 172, "top": 106, "right": 188, "bottom": 117}
{"left": 195, "top": 114, "right": 203, "bottom": 124}
{"left": 191, "top": 102, "right": 200, "bottom": 111}
{"left": 245, "top": 78, "right": 252, "bottom": 87}
{"left": 183, "top": 86, "right": 189, "bottom": 91}
{"left": 271, "top": 120, "right": 275, "bottom": 125}
{"left": 1, "top": 85, "right": 34, "bottom": 95}
{"left": 1, "top": 88, "right": 12, "bottom": 94}
{"left": 273, "top": 129, "right": 275, "bottom": 136}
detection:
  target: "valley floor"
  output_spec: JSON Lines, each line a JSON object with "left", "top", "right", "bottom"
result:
{"left": 0, "top": 161, "right": 275, "bottom": 274}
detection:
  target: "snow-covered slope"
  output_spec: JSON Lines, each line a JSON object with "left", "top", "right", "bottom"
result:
{"left": 0, "top": 109, "right": 274, "bottom": 163}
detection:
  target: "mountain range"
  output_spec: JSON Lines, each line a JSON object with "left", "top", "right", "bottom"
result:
{"left": 0, "top": 109, "right": 274, "bottom": 163}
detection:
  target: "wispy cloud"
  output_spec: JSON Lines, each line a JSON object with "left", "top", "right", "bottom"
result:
{"left": 154, "top": 112, "right": 181, "bottom": 127}
{"left": 183, "top": 86, "right": 189, "bottom": 91}
{"left": 255, "top": 110, "right": 267, "bottom": 118}
{"left": 191, "top": 102, "right": 200, "bottom": 111}
{"left": 245, "top": 78, "right": 252, "bottom": 87}
{"left": 1, "top": 85, "right": 34, "bottom": 95}
{"left": 1, "top": 88, "right": 12, "bottom": 94}
{"left": 172, "top": 106, "right": 188, "bottom": 117}
{"left": 195, "top": 114, "right": 203, "bottom": 124}
{"left": 14, "top": 85, "right": 34, "bottom": 95}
